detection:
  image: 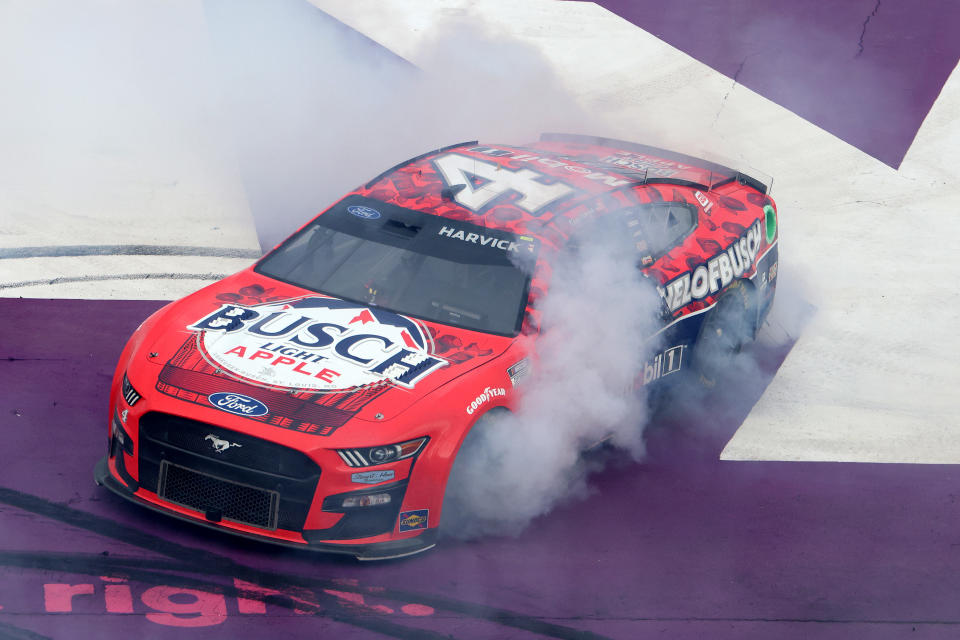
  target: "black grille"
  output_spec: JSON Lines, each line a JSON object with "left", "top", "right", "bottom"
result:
{"left": 139, "top": 413, "right": 317, "bottom": 478}
{"left": 160, "top": 462, "right": 279, "bottom": 529}
{"left": 137, "top": 412, "right": 320, "bottom": 531}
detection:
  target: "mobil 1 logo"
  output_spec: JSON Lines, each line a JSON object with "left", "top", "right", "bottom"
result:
{"left": 641, "top": 345, "right": 683, "bottom": 386}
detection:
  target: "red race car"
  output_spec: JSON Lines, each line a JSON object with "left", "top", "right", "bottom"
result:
{"left": 95, "top": 134, "right": 778, "bottom": 559}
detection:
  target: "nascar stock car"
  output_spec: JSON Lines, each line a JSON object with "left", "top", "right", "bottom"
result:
{"left": 95, "top": 134, "right": 778, "bottom": 559}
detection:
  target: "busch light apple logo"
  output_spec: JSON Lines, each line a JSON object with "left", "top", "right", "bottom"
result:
{"left": 207, "top": 392, "right": 269, "bottom": 417}
{"left": 189, "top": 297, "right": 447, "bottom": 392}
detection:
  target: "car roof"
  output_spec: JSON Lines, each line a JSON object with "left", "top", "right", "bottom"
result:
{"left": 354, "top": 133, "right": 767, "bottom": 247}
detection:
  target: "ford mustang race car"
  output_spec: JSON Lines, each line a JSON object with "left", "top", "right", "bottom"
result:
{"left": 95, "top": 134, "right": 778, "bottom": 559}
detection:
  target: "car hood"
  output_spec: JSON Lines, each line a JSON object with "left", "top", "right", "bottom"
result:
{"left": 135, "top": 272, "right": 513, "bottom": 435}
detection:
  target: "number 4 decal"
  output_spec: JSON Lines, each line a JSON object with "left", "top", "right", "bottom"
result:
{"left": 434, "top": 153, "right": 573, "bottom": 214}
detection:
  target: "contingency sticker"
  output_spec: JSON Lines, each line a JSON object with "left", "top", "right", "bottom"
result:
{"left": 351, "top": 470, "right": 395, "bottom": 484}
{"left": 507, "top": 359, "right": 531, "bottom": 387}
{"left": 398, "top": 509, "right": 429, "bottom": 532}
{"left": 640, "top": 345, "right": 684, "bottom": 386}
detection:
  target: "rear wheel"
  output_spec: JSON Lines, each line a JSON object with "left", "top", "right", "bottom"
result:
{"left": 692, "top": 280, "right": 754, "bottom": 388}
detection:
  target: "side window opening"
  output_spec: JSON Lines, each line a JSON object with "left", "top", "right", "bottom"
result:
{"left": 622, "top": 202, "right": 697, "bottom": 261}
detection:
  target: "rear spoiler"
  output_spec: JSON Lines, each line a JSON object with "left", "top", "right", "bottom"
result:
{"left": 539, "top": 133, "right": 770, "bottom": 195}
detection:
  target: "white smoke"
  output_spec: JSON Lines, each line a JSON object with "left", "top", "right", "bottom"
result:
{"left": 0, "top": 1, "right": 256, "bottom": 251}
{"left": 204, "top": 0, "right": 596, "bottom": 249}
{"left": 651, "top": 234, "right": 813, "bottom": 433}
{"left": 442, "top": 221, "right": 663, "bottom": 538}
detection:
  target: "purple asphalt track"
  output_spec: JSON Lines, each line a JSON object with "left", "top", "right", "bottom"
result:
{"left": 3, "top": 298, "right": 960, "bottom": 639}
{"left": 594, "top": 0, "right": 960, "bottom": 169}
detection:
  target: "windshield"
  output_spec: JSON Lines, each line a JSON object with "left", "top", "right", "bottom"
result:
{"left": 255, "top": 195, "right": 537, "bottom": 336}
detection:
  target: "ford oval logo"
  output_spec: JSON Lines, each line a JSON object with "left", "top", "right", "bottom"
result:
{"left": 347, "top": 205, "right": 381, "bottom": 220}
{"left": 207, "top": 392, "right": 269, "bottom": 417}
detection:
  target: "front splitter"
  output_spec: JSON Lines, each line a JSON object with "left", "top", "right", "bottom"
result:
{"left": 94, "top": 456, "right": 437, "bottom": 561}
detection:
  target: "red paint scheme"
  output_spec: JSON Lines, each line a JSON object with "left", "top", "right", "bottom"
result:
{"left": 97, "top": 135, "right": 777, "bottom": 559}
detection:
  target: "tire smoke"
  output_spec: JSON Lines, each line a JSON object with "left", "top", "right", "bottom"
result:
{"left": 443, "top": 222, "right": 664, "bottom": 538}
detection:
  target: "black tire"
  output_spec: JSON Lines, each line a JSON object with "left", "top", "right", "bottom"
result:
{"left": 692, "top": 280, "right": 754, "bottom": 388}
{"left": 440, "top": 410, "right": 505, "bottom": 539}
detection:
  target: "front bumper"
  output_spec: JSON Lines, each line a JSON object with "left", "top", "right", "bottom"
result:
{"left": 94, "top": 425, "right": 436, "bottom": 560}
{"left": 93, "top": 456, "right": 437, "bottom": 560}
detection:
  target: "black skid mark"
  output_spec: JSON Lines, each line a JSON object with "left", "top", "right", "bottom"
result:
{"left": 0, "top": 273, "right": 231, "bottom": 291}
{"left": 0, "top": 245, "right": 260, "bottom": 260}
{"left": 0, "top": 487, "right": 611, "bottom": 640}
{"left": 0, "top": 620, "right": 53, "bottom": 640}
